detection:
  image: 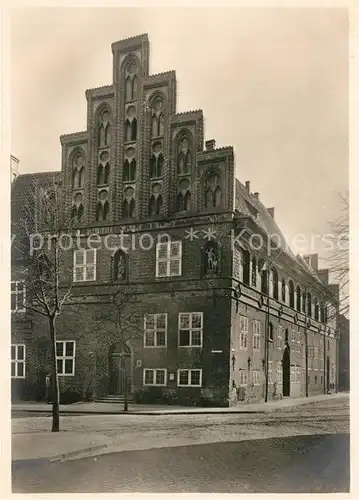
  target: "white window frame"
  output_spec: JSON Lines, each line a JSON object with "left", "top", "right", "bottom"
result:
{"left": 252, "top": 369, "right": 260, "bottom": 386}
{"left": 239, "top": 316, "right": 248, "bottom": 350}
{"left": 11, "top": 281, "right": 26, "bottom": 312}
{"left": 73, "top": 249, "right": 97, "bottom": 282}
{"left": 144, "top": 313, "right": 167, "bottom": 348}
{"left": 178, "top": 312, "right": 203, "bottom": 347}
{"left": 143, "top": 368, "right": 167, "bottom": 386}
{"left": 156, "top": 241, "right": 182, "bottom": 278}
{"left": 253, "top": 320, "right": 261, "bottom": 350}
{"left": 11, "top": 344, "right": 26, "bottom": 379}
{"left": 177, "top": 369, "right": 202, "bottom": 387}
{"left": 239, "top": 369, "right": 247, "bottom": 386}
{"left": 276, "top": 361, "right": 283, "bottom": 385}
{"left": 56, "top": 340, "right": 76, "bottom": 376}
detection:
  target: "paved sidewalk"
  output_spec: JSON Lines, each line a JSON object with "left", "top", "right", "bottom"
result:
{"left": 12, "top": 392, "right": 348, "bottom": 416}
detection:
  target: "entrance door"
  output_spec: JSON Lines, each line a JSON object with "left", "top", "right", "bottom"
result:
{"left": 109, "top": 343, "right": 132, "bottom": 395}
{"left": 282, "top": 347, "right": 290, "bottom": 397}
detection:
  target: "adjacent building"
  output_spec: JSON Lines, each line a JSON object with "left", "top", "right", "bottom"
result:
{"left": 11, "top": 34, "right": 339, "bottom": 406}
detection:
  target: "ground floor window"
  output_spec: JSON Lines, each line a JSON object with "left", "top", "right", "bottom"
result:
{"left": 177, "top": 369, "right": 202, "bottom": 387}
{"left": 276, "top": 361, "right": 282, "bottom": 385}
{"left": 56, "top": 340, "right": 76, "bottom": 376}
{"left": 239, "top": 369, "right": 247, "bottom": 386}
{"left": 11, "top": 344, "right": 25, "bottom": 378}
{"left": 143, "top": 368, "right": 167, "bottom": 386}
{"left": 252, "top": 370, "right": 260, "bottom": 386}
{"left": 268, "top": 361, "right": 273, "bottom": 384}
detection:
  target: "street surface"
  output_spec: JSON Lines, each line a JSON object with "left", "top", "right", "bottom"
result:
{"left": 12, "top": 397, "right": 350, "bottom": 493}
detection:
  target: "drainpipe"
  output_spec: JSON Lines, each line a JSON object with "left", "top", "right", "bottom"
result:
{"left": 304, "top": 289, "right": 308, "bottom": 397}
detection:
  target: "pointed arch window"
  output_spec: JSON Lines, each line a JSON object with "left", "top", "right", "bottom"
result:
{"left": 242, "top": 250, "right": 250, "bottom": 285}
{"left": 123, "top": 198, "right": 136, "bottom": 218}
{"left": 320, "top": 302, "right": 325, "bottom": 323}
{"left": 150, "top": 153, "right": 163, "bottom": 179}
{"left": 204, "top": 174, "right": 221, "bottom": 209}
{"left": 270, "top": 268, "right": 278, "bottom": 299}
{"left": 296, "top": 286, "right": 301, "bottom": 311}
{"left": 288, "top": 280, "right": 295, "bottom": 308}
{"left": 72, "top": 204, "right": 84, "bottom": 222}
{"left": 281, "top": 278, "right": 286, "bottom": 302}
{"left": 251, "top": 257, "right": 257, "bottom": 287}
{"left": 97, "top": 165, "right": 104, "bottom": 186}
{"left": 96, "top": 201, "right": 109, "bottom": 222}
{"left": 131, "top": 118, "right": 137, "bottom": 141}
{"left": 149, "top": 194, "right": 163, "bottom": 216}
{"left": 314, "top": 297, "right": 319, "bottom": 321}
{"left": 123, "top": 159, "right": 136, "bottom": 182}
{"left": 98, "top": 109, "right": 111, "bottom": 148}
{"left": 302, "top": 291, "right": 306, "bottom": 313}
{"left": 307, "top": 292, "right": 312, "bottom": 318}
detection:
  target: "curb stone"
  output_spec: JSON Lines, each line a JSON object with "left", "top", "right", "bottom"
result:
{"left": 49, "top": 443, "right": 109, "bottom": 462}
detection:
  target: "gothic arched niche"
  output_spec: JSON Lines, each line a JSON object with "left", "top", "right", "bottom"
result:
{"left": 148, "top": 182, "right": 163, "bottom": 216}
{"left": 204, "top": 168, "right": 221, "bottom": 209}
{"left": 113, "top": 248, "right": 127, "bottom": 281}
{"left": 203, "top": 240, "right": 220, "bottom": 276}
{"left": 123, "top": 186, "right": 136, "bottom": 218}
{"left": 71, "top": 150, "right": 85, "bottom": 189}
{"left": 149, "top": 92, "right": 165, "bottom": 138}
{"left": 122, "top": 56, "right": 140, "bottom": 103}
{"left": 97, "top": 107, "right": 112, "bottom": 148}
{"left": 176, "top": 131, "right": 193, "bottom": 175}
{"left": 176, "top": 178, "right": 191, "bottom": 212}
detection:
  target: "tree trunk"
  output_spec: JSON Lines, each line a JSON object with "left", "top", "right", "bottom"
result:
{"left": 49, "top": 316, "right": 60, "bottom": 432}
{"left": 124, "top": 391, "right": 128, "bottom": 412}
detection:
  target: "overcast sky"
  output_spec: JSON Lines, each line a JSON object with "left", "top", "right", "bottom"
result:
{"left": 10, "top": 7, "right": 348, "bottom": 260}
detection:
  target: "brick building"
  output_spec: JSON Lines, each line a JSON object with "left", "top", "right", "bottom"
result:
{"left": 11, "top": 34, "right": 339, "bottom": 406}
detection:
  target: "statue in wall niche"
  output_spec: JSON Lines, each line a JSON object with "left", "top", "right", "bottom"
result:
{"left": 204, "top": 243, "right": 219, "bottom": 275}
{"left": 114, "top": 252, "right": 126, "bottom": 281}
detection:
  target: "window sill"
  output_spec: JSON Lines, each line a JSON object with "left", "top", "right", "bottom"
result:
{"left": 144, "top": 345, "right": 167, "bottom": 349}
{"left": 178, "top": 345, "right": 203, "bottom": 348}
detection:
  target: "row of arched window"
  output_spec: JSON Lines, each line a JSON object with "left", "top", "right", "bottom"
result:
{"left": 240, "top": 250, "right": 328, "bottom": 323}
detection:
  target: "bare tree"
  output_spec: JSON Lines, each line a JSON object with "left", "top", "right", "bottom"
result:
{"left": 63, "top": 286, "right": 142, "bottom": 411}
{"left": 326, "top": 192, "right": 349, "bottom": 317}
{"left": 12, "top": 175, "right": 73, "bottom": 431}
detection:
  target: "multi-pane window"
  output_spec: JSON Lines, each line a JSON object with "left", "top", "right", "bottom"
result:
{"left": 178, "top": 312, "right": 203, "bottom": 347}
{"left": 143, "top": 368, "right": 167, "bottom": 386}
{"left": 276, "top": 361, "right": 282, "bottom": 385}
{"left": 144, "top": 313, "right": 167, "bottom": 347}
{"left": 252, "top": 370, "right": 260, "bottom": 386}
{"left": 177, "top": 369, "right": 202, "bottom": 387}
{"left": 56, "top": 341, "right": 75, "bottom": 376}
{"left": 296, "top": 331, "right": 301, "bottom": 353}
{"left": 239, "top": 316, "right": 248, "bottom": 350}
{"left": 11, "top": 281, "right": 26, "bottom": 312}
{"left": 239, "top": 369, "right": 247, "bottom": 386}
{"left": 73, "top": 249, "right": 96, "bottom": 282}
{"left": 156, "top": 241, "right": 182, "bottom": 277}
{"left": 291, "top": 329, "right": 296, "bottom": 345}
{"left": 11, "top": 345, "right": 25, "bottom": 378}
{"left": 268, "top": 361, "right": 273, "bottom": 384}
{"left": 253, "top": 320, "right": 261, "bottom": 350}
{"left": 290, "top": 365, "right": 295, "bottom": 383}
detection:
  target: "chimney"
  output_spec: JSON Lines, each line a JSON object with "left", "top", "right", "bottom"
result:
{"left": 253, "top": 192, "right": 259, "bottom": 201}
{"left": 303, "top": 253, "right": 319, "bottom": 271}
{"left": 245, "top": 181, "right": 250, "bottom": 193}
{"left": 205, "top": 139, "right": 216, "bottom": 151}
{"left": 267, "top": 207, "right": 275, "bottom": 219}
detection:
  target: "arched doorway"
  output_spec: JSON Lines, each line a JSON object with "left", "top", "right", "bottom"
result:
{"left": 109, "top": 343, "right": 132, "bottom": 395}
{"left": 282, "top": 346, "right": 290, "bottom": 397}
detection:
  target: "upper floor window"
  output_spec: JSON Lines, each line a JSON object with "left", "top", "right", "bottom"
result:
{"left": 178, "top": 312, "right": 203, "bottom": 347}
{"left": 150, "top": 153, "right": 164, "bottom": 179}
{"left": 281, "top": 278, "right": 286, "bottom": 302}
{"left": 156, "top": 241, "right": 182, "bottom": 278}
{"left": 11, "top": 344, "right": 25, "bottom": 378}
{"left": 144, "top": 313, "right": 167, "bottom": 347}
{"left": 251, "top": 257, "right": 257, "bottom": 287}
{"left": 56, "top": 340, "right": 75, "bottom": 376}
{"left": 204, "top": 175, "right": 221, "bottom": 209}
{"left": 302, "top": 291, "right": 306, "bottom": 313}
{"left": 123, "top": 159, "right": 136, "bottom": 182}
{"left": 296, "top": 285, "right": 301, "bottom": 311}
{"left": 241, "top": 249, "right": 250, "bottom": 285}
{"left": 73, "top": 249, "right": 96, "bottom": 282}
{"left": 307, "top": 292, "right": 312, "bottom": 317}
{"left": 253, "top": 320, "right": 261, "bottom": 350}
{"left": 177, "top": 136, "right": 192, "bottom": 174}
{"left": 11, "top": 281, "right": 26, "bottom": 312}
{"left": 239, "top": 315, "right": 248, "bottom": 350}
{"left": 314, "top": 298, "right": 319, "bottom": 321}
{"left": 270, "top": 268, "right": 278, "bottom": 299}
{"left": 288, "top": 280, "right": 295, "bottom": 308}
{"left": 259, "top": 260, "right": 267, "bottom": 294}
{"left": 151, "top": 98, "right": 164, "bottom": 138}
